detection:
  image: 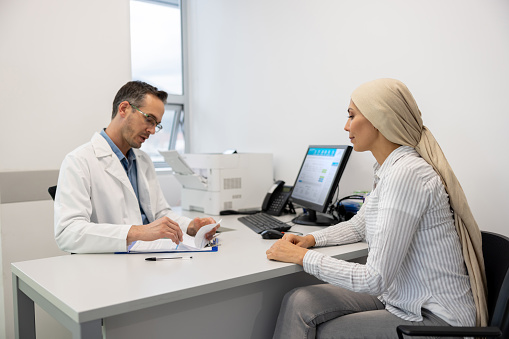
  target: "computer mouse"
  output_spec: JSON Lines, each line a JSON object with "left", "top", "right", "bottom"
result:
{"left": 261, "top": 229, "right": 284, "bottom": 239}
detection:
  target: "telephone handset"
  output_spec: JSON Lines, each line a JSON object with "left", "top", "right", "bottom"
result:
{"left": 262, "top": 180, "right": 294, "bottom": 216}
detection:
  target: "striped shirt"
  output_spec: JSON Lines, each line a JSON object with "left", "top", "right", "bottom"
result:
{"left": 303, "top": 146, "right": 476, "bottom": 326}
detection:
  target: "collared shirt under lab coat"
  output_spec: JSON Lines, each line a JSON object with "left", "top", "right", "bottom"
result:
{"left": 54, "top": 132, "right": 192, "bottom": 253}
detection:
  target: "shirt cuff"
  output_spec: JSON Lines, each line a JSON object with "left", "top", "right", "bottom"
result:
{"left": 309, "top": 231, "right": 327, "bottom": 247}
{"left": 303, "top": 249, "right": 325, "bottom": 278}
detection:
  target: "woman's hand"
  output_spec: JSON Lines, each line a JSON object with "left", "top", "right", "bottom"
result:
{"left": 282, "top": 233, "right": 316, "bottom": 248}
{"left": 266, "top": 234, "right": 316, "bottom": 265}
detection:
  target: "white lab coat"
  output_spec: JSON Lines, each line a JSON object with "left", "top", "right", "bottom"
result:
{"left": 54, "top": 132, "right": 191, "bottom": 253}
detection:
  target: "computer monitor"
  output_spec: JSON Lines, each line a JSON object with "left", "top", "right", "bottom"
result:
{"left": 290, "top": 145, "right": 352, "bottom": 226}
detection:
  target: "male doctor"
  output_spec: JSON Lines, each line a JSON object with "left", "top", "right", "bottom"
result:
{"left": 55, "top": 81, "right": 218, "bottom": 253}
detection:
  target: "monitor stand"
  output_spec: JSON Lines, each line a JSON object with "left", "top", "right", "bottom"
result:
{"left": 292, "top": 209, "right": 337, "bottom": 226}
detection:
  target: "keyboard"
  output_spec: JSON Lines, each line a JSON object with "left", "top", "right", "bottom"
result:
{"left": 238, "top": 213, "right": 291, "bottom": 234}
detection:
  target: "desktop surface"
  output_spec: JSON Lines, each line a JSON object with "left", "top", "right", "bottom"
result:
{"left": 12, "top": 210, "right": 368, "bottom": 338}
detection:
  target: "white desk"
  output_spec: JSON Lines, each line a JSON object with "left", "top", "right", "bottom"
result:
{"left": 12, "top": 212, "right": 368, "bottom": 339}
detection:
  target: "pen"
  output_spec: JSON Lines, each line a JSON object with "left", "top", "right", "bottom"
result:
{"left": 145, "top": 256, "right": 193, "bottom": 261}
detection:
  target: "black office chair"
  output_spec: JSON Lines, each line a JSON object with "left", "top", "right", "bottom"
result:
{"left": 396, "top": 231, "right": 509, "bottom": 338}
{"left": 48, "top": 185, "right": 57, "bottom": 201}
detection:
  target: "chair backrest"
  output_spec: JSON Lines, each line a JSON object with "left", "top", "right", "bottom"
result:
{"left": 482, "top": 231, "right": 509, "bottom": 336}
{"left": 48, "top": 185, "right": 57, "bottom": 201}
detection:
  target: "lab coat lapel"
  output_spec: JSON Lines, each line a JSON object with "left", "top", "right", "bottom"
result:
{"left": 91, "top": 133, "right": 137, "bottom": 200}
{"left": 135, "top": 150, "right": 154, "bottom": 222}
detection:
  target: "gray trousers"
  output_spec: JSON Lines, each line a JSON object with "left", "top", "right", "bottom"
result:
{"left": 272, "top": 284, "right": 452, "bottom": 339}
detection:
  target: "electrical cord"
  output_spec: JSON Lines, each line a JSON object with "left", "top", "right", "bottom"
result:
{"left": 329, "top": 194, "right": 366, "bottom": 222}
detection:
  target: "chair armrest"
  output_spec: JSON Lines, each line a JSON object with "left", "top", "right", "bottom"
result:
{"left": 396, "top": 325, "right": 502, "bottom": 338}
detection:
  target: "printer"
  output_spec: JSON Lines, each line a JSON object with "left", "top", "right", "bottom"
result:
{"left": 159, "top": 150, "right": 273, "bottom": 215}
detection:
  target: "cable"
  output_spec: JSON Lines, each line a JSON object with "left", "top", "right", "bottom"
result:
{"left": 331, "top": 195, "right": 366, "bottom": 222}
{"left": 219, "top": 210, "right": 260, "bottom": 215}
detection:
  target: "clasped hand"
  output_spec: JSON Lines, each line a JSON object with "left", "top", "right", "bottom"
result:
{"left": 266, "top": 234, "right": 316, "bottom": 266}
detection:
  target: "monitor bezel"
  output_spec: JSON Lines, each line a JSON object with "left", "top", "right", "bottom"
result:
{"left": 290, "top": 145, "right": 352, "bottom": 214}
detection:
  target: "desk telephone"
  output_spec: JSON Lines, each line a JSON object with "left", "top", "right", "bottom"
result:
{"left": 262, "top": 180, "right": 295, "bottom": 216}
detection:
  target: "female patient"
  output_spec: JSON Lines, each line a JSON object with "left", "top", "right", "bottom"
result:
{"left": 266, "top": 78, "right": 487, "bottom": 338}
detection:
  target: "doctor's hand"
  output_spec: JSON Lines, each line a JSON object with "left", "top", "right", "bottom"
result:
{"left": 127, "top": 217, "right": 183, "bottom": 245}
{"left": 187, "top": 217, "right": 220, "bottom": 240}
{"left": 266, "top": 238, "right": 309, "bottom": 266}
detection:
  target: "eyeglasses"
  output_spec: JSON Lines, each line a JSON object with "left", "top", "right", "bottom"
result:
{"left": 129, "top": 102, "right": 163, "bottom": 133}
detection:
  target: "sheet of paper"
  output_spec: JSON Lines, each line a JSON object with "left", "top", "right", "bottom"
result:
{"left": 129, "top": 236, "right": 207, "bottom": 253}
{"left": 193, "top": 219, "right": 221, "bottom": 249}
{"left": 129, "top": 239, "right": 178, "bottom": 252}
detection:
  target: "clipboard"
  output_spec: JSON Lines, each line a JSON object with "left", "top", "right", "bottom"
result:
{"left": 115, "top": 220, "right": 221, "bottom": 254}
{"left": 115, "top": 234, "right": 220, "bottom": 254}
{"left": 115, "top": 245, "right": 219, "bottom": 254}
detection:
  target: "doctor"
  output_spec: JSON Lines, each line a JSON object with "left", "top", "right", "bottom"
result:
{"left": 55, "top": 81, "right": 218, "bottom": 253}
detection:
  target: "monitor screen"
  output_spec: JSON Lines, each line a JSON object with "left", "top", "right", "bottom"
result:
{"left": 291, "top": 145, "right": 352, "bottom": 226}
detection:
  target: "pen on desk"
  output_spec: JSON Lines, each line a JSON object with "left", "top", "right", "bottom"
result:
{"left": 145, "top": 256, "right": 192, "bottom": 261}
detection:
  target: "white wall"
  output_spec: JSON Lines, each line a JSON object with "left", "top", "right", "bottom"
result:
{"left": 0, "top": 0, "right": 132, "bottom": 170}
{"left": 1, "top": 201, "right": 72, "bottom": 339}
{"left": 186, "top": 0, "right": 509, "bottom": 237}
{"left": 0, "top": 0, "right": 132, "bottom": 338}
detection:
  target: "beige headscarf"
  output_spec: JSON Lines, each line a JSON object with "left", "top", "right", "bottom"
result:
{"left": 351, "top": 78, "right": 488, "bottom": 326}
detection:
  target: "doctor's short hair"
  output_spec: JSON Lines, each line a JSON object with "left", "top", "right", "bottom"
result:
{"left": 111, "top": 81, "right": 168, "bottom": 119}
